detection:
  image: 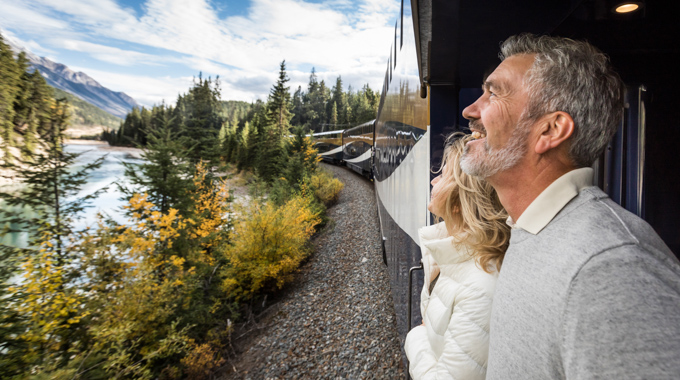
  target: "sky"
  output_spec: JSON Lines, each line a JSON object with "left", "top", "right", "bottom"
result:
{"left": 0, "top": 0, "right": 400, "bottom": 108}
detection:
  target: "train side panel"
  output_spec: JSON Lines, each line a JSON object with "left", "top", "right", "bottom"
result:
{"left": 314, "top": 130, "right": 344, "bottom": 163}
{"left": 373, "top": 0, "right": 430, "bottom": 355}
{"left": 343, "top": 120, "right": 375, "bottom": 176}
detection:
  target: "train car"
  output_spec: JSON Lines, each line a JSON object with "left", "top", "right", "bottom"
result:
{"left": 373, "top": 0, "right": 430, "bottom": 355}
{"left": 374, "top": 0, "right": 680, "bottom": 366}
{"left": 313, "top": 129, "right": 344, "bottom": 164}
{"left": 342, "top": 120, "right": 375, "bottom": 177}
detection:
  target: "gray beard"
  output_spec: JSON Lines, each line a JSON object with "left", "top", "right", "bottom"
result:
{"left": 460, "top": 123, "right": 530, "bottom": 178}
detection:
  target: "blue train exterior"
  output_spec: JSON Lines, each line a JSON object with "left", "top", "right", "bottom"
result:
{"left": 319, "top": 0, "right": 680, "bottom": 368}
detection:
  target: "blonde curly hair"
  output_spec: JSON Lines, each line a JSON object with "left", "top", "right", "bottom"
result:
{"left": 434, "top": 132, "right": 510, "bottom": 272}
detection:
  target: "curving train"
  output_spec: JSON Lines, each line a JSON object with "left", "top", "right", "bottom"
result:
{"left": 315, "top": 120, "right": 376, "bottom": 178}
{"left": 316, "top": 0, "right": 680, "bottom": 367}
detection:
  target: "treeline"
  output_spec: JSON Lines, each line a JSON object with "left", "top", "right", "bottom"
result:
{"left": 290, "top": 69, "right": 379, "bottom": 131}
{"left": 103, "top": 67, "right": 379, "bottom": 153}
{"left": 0, "top": 36, "right": 122, "bottom": 153}
{"left": 0, "top": 35, "right": 65, "bottom": 161}
{"left": 0, "top": 57, "right": 345, "bottom": 378}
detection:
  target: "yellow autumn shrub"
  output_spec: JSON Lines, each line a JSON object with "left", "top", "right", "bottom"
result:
{"left": 309, "top": 169, "right": 344, "bottom": 206}
{"left": 222, "top": 194, "right": 321, "bottom": 301}
{"left": 180, "top": 343, "right": 226, "bottom": 380}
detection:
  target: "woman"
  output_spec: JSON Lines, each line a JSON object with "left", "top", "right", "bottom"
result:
{"left": 404, "top": 133, "right": 510, "bottom": 379}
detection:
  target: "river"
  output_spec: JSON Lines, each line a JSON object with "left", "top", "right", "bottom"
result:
{"left": 0, "top": 142, "right": 144, "bottom": 247}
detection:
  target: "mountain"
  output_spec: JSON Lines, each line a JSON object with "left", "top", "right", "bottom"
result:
{"left": 4, "top": 35, "right": 139, "bottom": 119}
{"left": 52, "top": 87, "right": 122, "bottom": 129}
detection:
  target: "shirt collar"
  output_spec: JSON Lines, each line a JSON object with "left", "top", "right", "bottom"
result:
{"left": 514, "top": 167, "right": 593, "bottom": 235}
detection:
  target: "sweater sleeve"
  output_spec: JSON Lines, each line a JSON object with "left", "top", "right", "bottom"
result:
{"left": 561, "top": 244, "right": 680, "bottom": 379}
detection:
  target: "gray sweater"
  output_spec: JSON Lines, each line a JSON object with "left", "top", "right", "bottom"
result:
{"left": 487, "top": 186, "right": 680, "bottom": 379}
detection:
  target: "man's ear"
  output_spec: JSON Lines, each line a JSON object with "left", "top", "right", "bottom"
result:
{"left": 535, "top": 112, "right": 574, "bottom": 154}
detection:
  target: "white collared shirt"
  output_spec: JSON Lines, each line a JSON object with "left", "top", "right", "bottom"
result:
{"left": 508, "top": 168, "right": 594, "bottom": 235}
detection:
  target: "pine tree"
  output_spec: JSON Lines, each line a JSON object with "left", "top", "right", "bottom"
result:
{"left": 181, "top": 75, "right": 224, "bottom": 165}
{"left": 0, "top": 36, "right": 22, "bottom": 162}
{"left": 236, "top": 121, "right": 258, "bottom": 170}
{"left": 257, "top": 61, "right": 291, "bottom": 182}
{"left": 291, "top": 86, "right": 304, "bottom": 127}
{"left": 329, "top": 102, "right": 338, "bottom": 131}
{"left": 331, "top": 76, "right": 348, "bottom": 126}
{"left": 267, "top": 61, "right": 292, "bottom": 133}
{"left": 0, "top": 98, "right": 106, "bottom": 370}
{"left": 15, "top": 69, "right": 53, "bottom": 157}
{"left": 120, "top": 112, "right": 195, "bottom": 216}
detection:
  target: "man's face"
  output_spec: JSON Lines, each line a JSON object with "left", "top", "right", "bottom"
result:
{"left": 460, "top": 54, "right": 535, "bottom": 179}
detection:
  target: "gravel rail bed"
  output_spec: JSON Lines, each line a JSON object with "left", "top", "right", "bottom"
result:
{"left": 224, "top": 163, "right": 405, "bottom": 379}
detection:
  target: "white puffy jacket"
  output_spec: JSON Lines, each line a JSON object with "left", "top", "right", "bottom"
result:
{"left": 404, "top": 222, "right": 498, "bottom": 380}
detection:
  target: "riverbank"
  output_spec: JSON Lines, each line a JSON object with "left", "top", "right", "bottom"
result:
{"left": 0, "top": 141, "right": 144, "bottom": 187}
{"left": 64, "top": 140, "right": 144, "bottom": 159}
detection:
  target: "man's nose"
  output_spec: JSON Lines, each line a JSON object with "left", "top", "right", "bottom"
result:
{"left": 462, "top": 98, "right": 482, "bottom": 121}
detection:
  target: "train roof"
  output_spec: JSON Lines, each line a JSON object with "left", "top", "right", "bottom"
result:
{"left": 412, "top": 0, "right": 679, "bottom": 89}
{"left": 343, "top": 119, "right": 376, "bottom": 133}
{"left": 312, "top": 130, "right": 345, "bottom": 137}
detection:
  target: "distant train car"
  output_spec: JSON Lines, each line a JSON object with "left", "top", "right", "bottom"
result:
{"left": 375, "top": 0, "right": 680, "bottom": 367}
{"left": 342, "top": 120, "right": 375, "bottom": 177}
{"left": 313, "top": 130, "right": 344, "bottom": 164}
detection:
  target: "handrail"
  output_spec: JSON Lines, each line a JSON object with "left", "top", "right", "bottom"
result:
{"left": 406, "top": 260, "right": 424, "bottom": 379}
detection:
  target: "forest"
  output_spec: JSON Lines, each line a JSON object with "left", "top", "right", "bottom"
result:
{"left": 0, "top": 34, "right": 364, "bottom": 379}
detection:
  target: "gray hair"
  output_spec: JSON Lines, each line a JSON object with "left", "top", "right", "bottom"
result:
{"left": 500, "top": 34, "right": 625, "bottom": 167}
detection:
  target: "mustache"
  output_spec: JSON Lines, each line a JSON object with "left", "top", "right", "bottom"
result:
{"left": 468, "top": 120, "right": 486, "bottom": 134}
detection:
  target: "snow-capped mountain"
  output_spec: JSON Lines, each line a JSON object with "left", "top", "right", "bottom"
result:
{"left": 5, "top": 35, "right": 139, "bottom": 119}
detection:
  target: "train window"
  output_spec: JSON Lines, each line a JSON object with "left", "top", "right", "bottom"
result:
{"left": 394, "top": 21, "right": 398, "bottom": 68}
{"left": 389, "top": 49, "right": 392, "bottom": 82}
{"left": 400, "top": 0, "right": 404, "bottom": 49}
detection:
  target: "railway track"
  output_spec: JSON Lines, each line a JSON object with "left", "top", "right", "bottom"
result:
{"left": 223, "top": 163, "right": 405, "bottom": 379}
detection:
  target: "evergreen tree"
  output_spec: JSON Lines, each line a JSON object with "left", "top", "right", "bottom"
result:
{"left": 236, "top": 121, "right": 258, "bottom": 170}
{"left": 285, "top": 126, "right": 318, "bottom": 188}
{"left": 17, "top": 70, "right": 53, "bottom": 157}
{"left": 120, "top": 113, "right": 195, "bottom": 216}
{"left": 180, "top": 75, "right": 224, "bottom": 165}
{"left": 291, "top": 86, "right": 304, "bottom": 127}
{"left": 0, "top": 36, "right": 22, "bottom": 161}
{"left": 267, "top": 61, "right": 293, "bottom": 133}
{"left": 330, "top": 101, "right": 338, "bottom": 130}
{"left": 331, "top": 76, "right": 348, "bottom": 126}
{"left": 257, "top": 61, "right": 291, "bottom": 182}
{"left": 329, "top": 76, "right": 347, "bottom": 129}
{"left": 0, "top": 98, "right": 106, "bottom": 371}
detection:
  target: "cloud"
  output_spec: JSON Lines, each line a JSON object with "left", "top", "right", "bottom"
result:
{"left": 48, "top": 39, "right": 166, "bottom": 66}
{"left": 0, "top": 28, "right": 58, "bottom": 58}
{"left": 0, "top": 0, "right": 69, "bottom": 32}
{"left": 2, "top": 0, "right": 400, "bottom": 105}
{"left": 68, "top": 65, "right": 194, "bottom": 107}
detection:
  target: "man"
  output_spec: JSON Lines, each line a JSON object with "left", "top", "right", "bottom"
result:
{"left": 461, "top": 33, "right": 680, "bottom": 379}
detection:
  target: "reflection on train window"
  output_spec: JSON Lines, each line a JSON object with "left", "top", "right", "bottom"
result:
{"left": 400, "top": 0, "right": 404, "bottom": 49}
